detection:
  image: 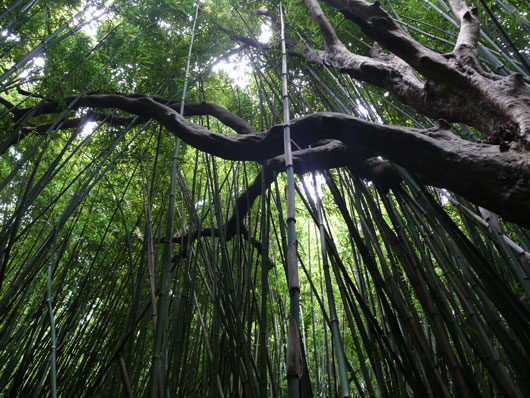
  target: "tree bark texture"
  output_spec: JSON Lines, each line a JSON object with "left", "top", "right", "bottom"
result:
{"left": 2, "top": 0, "right": 529, "bottom": 228}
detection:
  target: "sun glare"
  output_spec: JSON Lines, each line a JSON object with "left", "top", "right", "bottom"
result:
{"left": 80, "top": 121, "right": 98, "bottom": 139}
{"left": 258, "top": 22, "right": 273, "bottom": 43}
{"left": 212, "top": 22, "right": 272, "bottom": 88}
{"left": 303, "top": 173, "right": 325, "bottom": 202}
{"left": 212, "top": 56, "right": 252, "bottom": 88}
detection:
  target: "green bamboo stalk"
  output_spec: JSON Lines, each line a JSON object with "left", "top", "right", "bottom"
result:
{"left": 150, "top": 5, "right": 199, "bottom": 397}
{"left": 141, "top": 159, "right": 158, "bottom": 330}
{"left": 258, "top": 166, "right": 269, "bottom": 397}
{"left": 279, "top": 5, "right": 302, "bottom": 397}
{"left": 46, "top": 222, "right": 58, "bottom": 398}
{"left": 313, "top": 173, "right": 350, "bottom": 397}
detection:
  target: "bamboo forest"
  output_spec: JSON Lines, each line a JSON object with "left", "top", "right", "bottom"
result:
{"left": 1, "top": 0, "right": 530, "bottom": 396}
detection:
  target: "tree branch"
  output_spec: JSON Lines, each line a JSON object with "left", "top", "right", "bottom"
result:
{"left": 0, "top": 95, "right": 257, "bottom": 153}
{"left": 303, "top": 0, "right": 342, "bottom": 50}
{"left": 5, "top": 93, "right": 529, "bottom": 225}
{"left": 322, "top": 0, "right": 458, "bottom": 81}
{"left": 447, "top": 0, "right": 481, "bottom": 55}
{"left": 299, "top": 0, "right": 425, "bottom": 109}
{"left": 157, "top": 223, "right": 274, "bottom": 268}
{"left": 207, "top": 139, "right": 400, "bottom": 255}
{"left": 0, "top": 96, "right": 15, "bottom": 110}
{"left": 11, "top": 95, "right": 256, "bottom": 135}
{"left": 157, "top": 139, "right": 395, "bottom": 267}
{"left": 303, "top": 0, "right": 530, "bottom": 140}
{"left": 12, "top": 93, "right": 527, "bottom": 226}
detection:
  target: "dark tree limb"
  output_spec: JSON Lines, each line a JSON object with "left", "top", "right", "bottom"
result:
{"left": 166, "top": 139, "right": 399, "bottom": 263}
{"left": 0, "top": 95, "right": 256, "bottom": 153}
{"left": 22, "top": 112, "right": 132, "bottom": 134}
{"left": 3, "top": 92, "right": 530, "bottom": 226}
{"left": 10, "top": 95, "right": 256, "bottom": 135}
{"left": 321, "top": 0, "right": 462, "bottom": 79}
{"left": 0, "top": 96, "right": 15, "bottom": 110}
{"left": 223, "top": 139, "right": 400, "bottom": 241}
{"left": 157, "top": 223, "right": 274, "bottom": 268}
{"left": 299, "top": 0, "right": 530, "bottom": 140}
{"left": 14, "top": 93, "right": 525, "bottom": 227}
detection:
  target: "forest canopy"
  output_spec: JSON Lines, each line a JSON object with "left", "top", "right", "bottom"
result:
{"left": 1, "top": 0, "right": 530, "bottom": 397}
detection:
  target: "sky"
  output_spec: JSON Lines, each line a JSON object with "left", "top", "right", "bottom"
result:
{"left": 212, "top": 22, "right": 273, "bottom": 88}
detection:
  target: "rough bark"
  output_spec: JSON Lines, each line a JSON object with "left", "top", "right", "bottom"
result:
{"left": 2, "top": 1, "right": 530, "bottom": 229}
{"left": 302, "top": 0, "right": 530, "bottom": 143}
{"left": 7, "top": 93, "right": 527, "bottom": 227}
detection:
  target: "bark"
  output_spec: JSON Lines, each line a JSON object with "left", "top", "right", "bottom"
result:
{"left": 0, "top": 95, "right": 255, "bottom": 154}
{"left": 301, "top": 0, "right": 530, "bottom": 142}
{"left": 8, "top": 93, "right": 527, "bottom": 227}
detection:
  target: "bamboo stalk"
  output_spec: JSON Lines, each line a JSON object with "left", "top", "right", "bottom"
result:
{"left": 279, "top": 5, "right": 302, "bottom": 397}
{"left": 150, "top": 5, "right": 200, "bottom": 397}
{"left": 313, "top": 173, "right": 350, "bottom": 397}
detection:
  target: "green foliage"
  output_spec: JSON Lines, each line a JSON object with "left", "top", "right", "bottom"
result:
{"left": 1, "top": 0, "right": 530, "bottom": 397}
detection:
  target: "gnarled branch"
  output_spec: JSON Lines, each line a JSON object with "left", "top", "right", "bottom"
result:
{"left": 0, "top": 95, "right": 256, "bottom": 153}
{"left": 301, "top": 0, "right": 530, "bottom": 139}
{"left": 10, "top": 93, "right": 527, "bottom": 226}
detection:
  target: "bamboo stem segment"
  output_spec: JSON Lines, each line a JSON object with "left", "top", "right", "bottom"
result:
{"left": 150, "top": 4, "right": 200, "bottom": 398}
{"left": 280, "top": 5, "right": 302, "bottom": 397}
{"left": 314, "top": 173, "right": 351, "bottom": 397}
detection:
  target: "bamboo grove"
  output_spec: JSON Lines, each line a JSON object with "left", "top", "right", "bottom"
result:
{"left": 1, "top": 0, "right": 530, "bottom": 397}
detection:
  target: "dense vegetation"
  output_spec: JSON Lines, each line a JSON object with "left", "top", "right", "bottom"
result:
{"left": 1, "top": 0, "right": 529, "bottom": 396}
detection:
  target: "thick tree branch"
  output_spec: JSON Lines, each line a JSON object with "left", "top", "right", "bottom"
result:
{"left": 298, "top": 2, "right": 424, "bottom": 112}
{"left": 303, "top": 0, "right": 530, "bottom": 140}
{"left": 322, "top": 0, "right": 458, "bottom": 81}
{"left": 0, "top": 95, "right": 256, "bottom": 153}
{"left": 0, "top": 96, "right": 15, "bottom": 110}
{"left": 227, "top": 2, "right": 427, "bottom": 120}
{"left": 158, "top": 140, "right": 397, "bottom": 267}
{"left": 13, "top": 93, "right": 527, "bottom": 226}
{"left": 5, "top": 93, "right": 529, "bottom": 225}
{"left": 23, "top": 112, "right": 132, "bottom": 134}
{"left": 447, "top": 0, "right": 481, "bottom": 54}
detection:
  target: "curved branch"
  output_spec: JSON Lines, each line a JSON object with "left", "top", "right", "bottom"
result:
{"left": 158, "top": 223, "right": 274, "bottom": 268}
{"left": 32, "top": 93, "right": 528, "bottom": 227}
{"left": 5, "top": 93, "right": 529, "bottom": 225}
{"left": 219, "top": 139, "right": 400, "bottom": 250}
{"left": 0, "top": 95, "right": 256, "bottom": 153}
{"left": 22, "top": 112, "right": 133, "bottom": 134}
{"left": 323, "top": 0, "right": 459, "bottom": 81}
{"left": 12, "top": 95, "right": 256, "bottom": 135}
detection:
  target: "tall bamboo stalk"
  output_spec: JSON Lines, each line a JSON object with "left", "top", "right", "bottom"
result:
{"left": 150, "top": 4, "right": 200, "bottom": 397}
{"left": 313, "top": 173, "right": 350, "bottom": 397}
{"left": 279, "top": 4, "right": 302, "bottom": 397}
{"left": 46, "top": 222, "right": 58, "bottom": 398}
